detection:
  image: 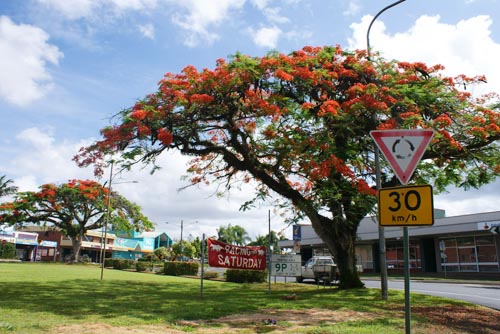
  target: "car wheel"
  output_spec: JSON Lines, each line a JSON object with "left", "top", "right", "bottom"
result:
{"left": 296, "top": 276, "right": 303, "bottom": 283}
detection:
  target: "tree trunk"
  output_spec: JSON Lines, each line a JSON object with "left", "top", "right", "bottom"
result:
{"left": 70, "top": 236, "right": 82, "bottom": 263}
{"left": 311, "top": 217, "right": 364, "bottom": 289}
{"left": 333, "top": 237, "right": 364, "bottom": 289}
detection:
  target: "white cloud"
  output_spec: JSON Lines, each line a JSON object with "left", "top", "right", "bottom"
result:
{"left": 169, "top": 0, "right": 246, "bottom": 47}
{"left": 9, "top": 127, "right": 94, "bottom": 186}
{"left": 110, "top": 0, "right": 158, "bottom": 11}
{"left": 249, "top": 25, "right": 282, "bottom": 48}
{"left": 37, "top": 0, "right": 158, "bottom": 20}
{"left": 250, "top": 0, "right": 269, "bottom": 10}
{"left": 37, "top": 0, "right": 97, "bottom": 20}
{"left": 138, "top": 23, "right": 155, "bottom": 39}
{"left": 262, "top": 7, "right": 290, "bottom": 24}
{"left": 348, "top": 14, "right": 500, "bottom": 93}
{"left": 343, "top": 0, "right": 361, "bottom": 16}
{"left": 0, "top": 16, "right": 63, "bottom": 106}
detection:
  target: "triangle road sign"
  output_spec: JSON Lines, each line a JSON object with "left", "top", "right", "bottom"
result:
{"left": 370, "top": 129, "right": 434, "bottom": 185}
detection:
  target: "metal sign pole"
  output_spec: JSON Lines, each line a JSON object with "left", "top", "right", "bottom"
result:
{"left": 268, "top": 210, "right": 271, "bottom": 294}
{"left": 200, "top": 233, "right": 205, "bottom": 300}
{"left": 403, "top": 226, "right": 411, "bottom": 334}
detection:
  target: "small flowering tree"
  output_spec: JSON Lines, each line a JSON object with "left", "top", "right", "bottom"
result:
{"left": 75, "top": 46, "right": 500, "bottom": 288}
{"left": 0, "top": 179, "right": 153, "bottom": 262}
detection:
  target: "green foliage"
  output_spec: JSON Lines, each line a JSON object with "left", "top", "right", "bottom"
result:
{"left": 202, "top": 271, "right": 219, "bottom": 279}
{"left": 171, "top": 240, "right": 196, "bottom": 260}
{"left": 135, "top": 261, "right": 148, "bottom": 272}
{"left": 225, "top": 269, "right": 267, "bottom": 283}
{"left": 217, "top": 224, "right": 250, "bottom": 246}
{"left": 103, "top": 258, "right": 114, "bottom": 268}
{"left": 0, "top": 175, "right": 18, "bottom": 198}
{"left": 111, "top": 258, "right": 135, "bottom": 270}
{"left": 190, "top": 237, "right": 205, "bottom": 259}
{"left": 154, "top": 246, "right": 171, "bottom": 261}
{"left": 248, "top": 231, "right": 286, "bottom": 253}
{"left": 0, "top": 242, "right": 16, "bottom": 259}
{"left": 139, "top": 253, "right": 157, "bottom": 262}
{"left": 163, "top": 261, "right": 199, "bottom": 276}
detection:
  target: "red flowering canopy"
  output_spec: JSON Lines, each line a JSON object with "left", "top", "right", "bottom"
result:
{"left": 0, "top": 179, "right": 153, "bottom": 262}
{"left": 76, "top": 46, "right": 500, "bottom": 287}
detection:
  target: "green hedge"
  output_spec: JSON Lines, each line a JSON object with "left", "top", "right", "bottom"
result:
{"left": 103, "top": 258, "right": 114, "bottom": 268}
{"left": 0, "top": 243, "right": 16, "bottom": 259}
{"left": 136, "top": 261, "right": 148, "bottom": 272}
{"left": 110, "top": 259, "right": 135, "bottom": 270}
{"left": 225, "top": 269, "right": 267, "bottom": 283}
{"left": 202, "top": 271, "right": 219, "bottom": 279}
{"left": 163, "top": 261, "right": 199, "bottom": 276}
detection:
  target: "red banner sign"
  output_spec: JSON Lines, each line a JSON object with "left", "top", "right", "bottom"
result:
{"left": 207, "top": 238, "right": 267, "bottom": 271}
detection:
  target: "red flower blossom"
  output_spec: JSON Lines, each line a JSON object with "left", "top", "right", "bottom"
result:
{"left": 157, "top": 128, "right": 173, "bottom": 146}
{"left": 275, "top": 69, "right": 293, "bottom": 81}
{"left": 130, "top": 109, "right": 147, "bottom": 121}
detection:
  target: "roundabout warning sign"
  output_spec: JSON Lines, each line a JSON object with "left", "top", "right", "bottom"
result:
{"left": 370, "top": 129, "right": 434, "bottom": 185}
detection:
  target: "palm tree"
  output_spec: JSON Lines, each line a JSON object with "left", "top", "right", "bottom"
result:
{"left": 217, "top": 224, "right": 250, "bottom": 245}
{"left": 232, "top": 225, "right": 250, "bottom": 246}
{"left": 0, "top": 176, "right": 17, "bottom": 198}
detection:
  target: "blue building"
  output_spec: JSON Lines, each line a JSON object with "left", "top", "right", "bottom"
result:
{"left": 112, "top": 231, "right": 173, "bottom": 260}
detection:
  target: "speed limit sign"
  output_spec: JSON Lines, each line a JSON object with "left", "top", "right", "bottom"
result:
{"left": 378, "top": 185, "right": 434, "bottom": 226}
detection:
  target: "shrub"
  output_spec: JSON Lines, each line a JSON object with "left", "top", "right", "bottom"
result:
{"left": 202, "top": 271, "right": 219, "bottom": 279}
{"left": 111, "top": 259, "right": 135, "bottom": 270}
{"left": 163, "top": 261, "right": 199, "bottom": 276}
{"left": 225, "top": 269, "right": 267, "bottom": 283}
{"left": 136, "top": 261, "right": 148, "bottom": 272}
{"left": 0, "top": 243, "right": 16, "bottom": 259}
{"left": 103, "top": 258, "right": 114, "bottom": 268}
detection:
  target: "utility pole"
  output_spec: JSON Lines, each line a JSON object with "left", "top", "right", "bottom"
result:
{"left": 366, "top": 0, "right": 407, "bottom": 301}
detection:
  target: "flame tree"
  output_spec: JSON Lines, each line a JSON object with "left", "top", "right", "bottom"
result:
{"left": 0, "top": 179, "right": 153, "bottom": 262}
{"left": 75, "top": 46, "right": 499, "bottom": 288}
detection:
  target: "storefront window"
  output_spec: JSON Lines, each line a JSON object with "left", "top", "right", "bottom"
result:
{"left": 440, "top": 235, "right": 499, "bottom": 272}
{"left": 355, "top": 245, "right": 373, "bottom": 270}
{"left": 386, "top": 241, "right": 421, "bottom": 269}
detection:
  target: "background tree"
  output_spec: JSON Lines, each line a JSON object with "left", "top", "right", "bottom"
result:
{"left": 190, "top": 236, "right": 206, "bottom": 259}
{"left": 171, "top": 240, "right": 195, "bottom": 260}
{"left": 154, "top": 246, "right": 171, "bottom": 261}
{"left": 217, "top": 224, "right": 250, "bottom": 246}
{"left": 0, "top": 175, "right": 18, "bottom": 198}
{"left": 0, "top": 179, "right": 154, "bottom": 262}
{"left": 75, "top": 46, "right": 500, "bottom": 288}
{"left": 248, "top": 231, "right": 286, "bottom": 253}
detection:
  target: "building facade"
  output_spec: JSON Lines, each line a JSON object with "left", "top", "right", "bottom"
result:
{"left": 2, "top": 226, "right": 172, "bottom": 262}
{"left": 279, "top": 211, "right": 500, "bottom": 278}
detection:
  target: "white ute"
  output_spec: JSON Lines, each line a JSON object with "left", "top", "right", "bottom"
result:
{"left": 295, "top": 256, "right": 338, "bottom": 283}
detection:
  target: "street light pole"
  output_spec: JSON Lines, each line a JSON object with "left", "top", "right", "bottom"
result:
{"left": 180, "top": 220, "right": 183, "bottom": 260}
{"left": 165, "top": 220, "right": 198, "bottom": 261}
{"left": 100, "top": 160, "right": 113, "bottom": 281}
{"left": 366, "top": 0, "right": 407, "bottom": 301}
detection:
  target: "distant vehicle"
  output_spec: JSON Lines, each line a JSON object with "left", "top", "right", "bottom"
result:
{"left": 296, "top": 256, "right": 338, "bottom": 283}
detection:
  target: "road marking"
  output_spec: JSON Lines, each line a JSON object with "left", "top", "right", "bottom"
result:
{"left": 411, "top": 289, "right": 500, "bottom": 302}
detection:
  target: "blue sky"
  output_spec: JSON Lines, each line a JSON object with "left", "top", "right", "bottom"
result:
{"left": 1, "top": 0, "right": 499, "bottom": 240}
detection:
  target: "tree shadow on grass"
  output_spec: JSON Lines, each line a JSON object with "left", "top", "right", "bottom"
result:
{"left": 0, "top": 278, "right": 272, "bottom": 322}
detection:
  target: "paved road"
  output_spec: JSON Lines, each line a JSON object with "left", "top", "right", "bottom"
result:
{"left": 271, "top": 276, "right": 500, "bottom": 310}
{"left": 363, "top": 279, "right": 500, "bottom": 310}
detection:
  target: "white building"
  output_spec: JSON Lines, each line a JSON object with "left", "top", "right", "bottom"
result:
{"left": 279, "top": 210, "right": 500, "bottom": 278}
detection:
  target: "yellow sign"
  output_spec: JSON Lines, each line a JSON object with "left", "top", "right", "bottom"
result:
{"left": 378, "top": 185, "right": 434, "bottom": 226}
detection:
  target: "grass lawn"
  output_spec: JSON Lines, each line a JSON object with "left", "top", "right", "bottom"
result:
{"left": 0, "top": 263, "right": 498, "bottom": 334}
